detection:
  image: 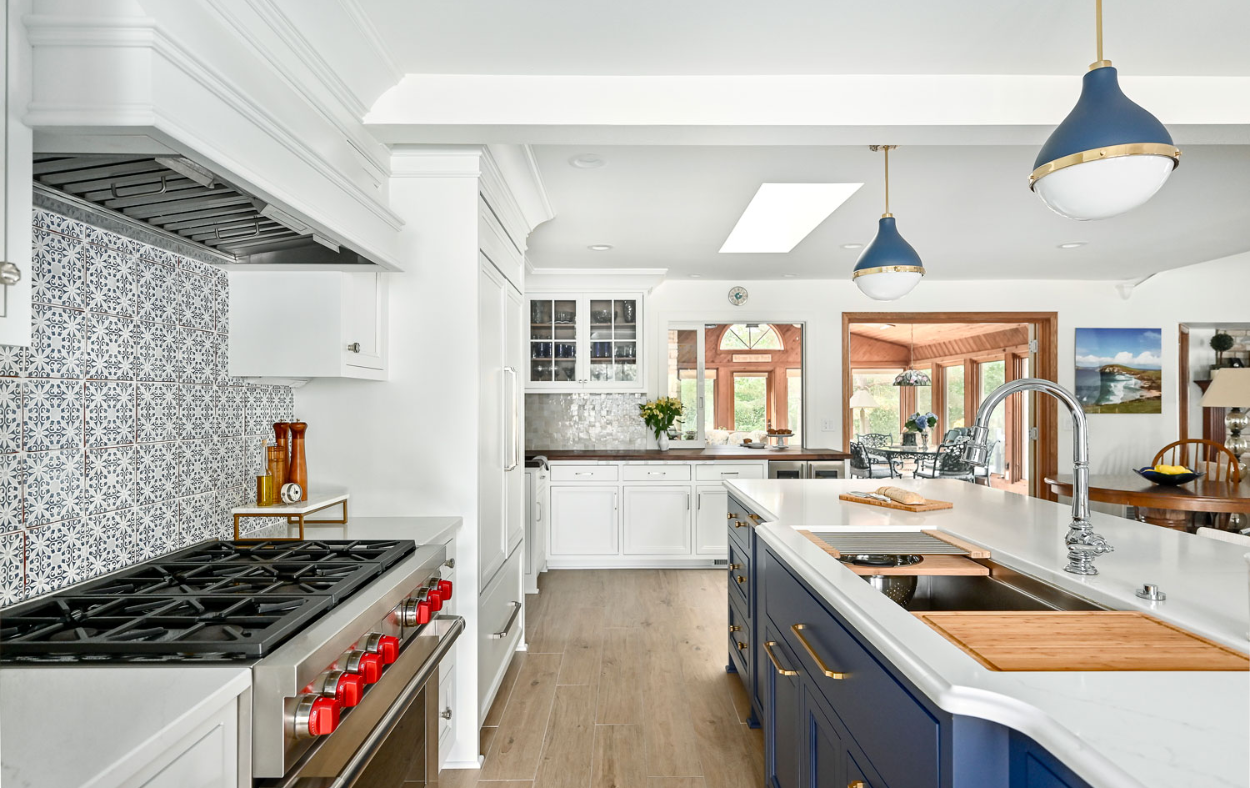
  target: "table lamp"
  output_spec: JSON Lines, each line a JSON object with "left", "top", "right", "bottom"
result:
{"left": 1200, "top": 368, "right": 1250, "bottom": 459}
{"left": 849, "top": 389, "right": 879, "bottom": 440}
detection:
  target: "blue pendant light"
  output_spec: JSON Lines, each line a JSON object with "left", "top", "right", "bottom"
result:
{"left": 1031, "top": 0, "right": 1180, "bottom": 221}
{"left": 852, "top": 145, "right": 925, "bottom": 301}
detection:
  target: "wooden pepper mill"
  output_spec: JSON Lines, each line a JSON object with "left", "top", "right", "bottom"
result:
{"left": 273, "top": 422, "right": 291, "bottom": 486}
{"left": 288, "top": 421, "right": 308, "bottom": 501}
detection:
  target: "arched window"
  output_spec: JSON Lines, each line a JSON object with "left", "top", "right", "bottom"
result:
{"left": 720, "top": 324, "right": 783, "bottom": 351}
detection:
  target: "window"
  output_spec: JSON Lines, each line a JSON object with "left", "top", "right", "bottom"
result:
{"left": 733, "top": 373, "right": 768, "bottom": 431}
{"left": 787, "top": 369, "right": 802, "bottom": 438}
{"left": 945, "top": 365, "right": 966, "bottom": 430}
{"left": 978, "top": 359, "right": 1006, "bottom": 472}
{"left": 915, "top": 369, "right": 932, "bottom": 415}
{"left": 720, "top": 324, "right": 782, "bottom": 351}
{"left": 851, "top": 370, "right": 902, "bottom": 439}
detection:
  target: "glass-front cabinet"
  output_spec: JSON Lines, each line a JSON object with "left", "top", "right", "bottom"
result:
{"left": 526, "top": 293, "right": 643, "bottom": 391}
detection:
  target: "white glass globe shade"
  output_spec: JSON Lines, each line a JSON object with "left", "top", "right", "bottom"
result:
{"left": 854, "top": 270, "right": 923, "bottom": 301}
{"left": 1033, "top": 154, "right": 1174, "bottom": 221}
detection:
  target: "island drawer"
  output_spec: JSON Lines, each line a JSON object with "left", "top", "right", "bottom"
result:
{"left": 550, "top": 465, "right": 619, "bottom": 482}
{"left": 764, "top": 549, "right": 940, "bottom": 788}
{"left": 726, "top": 496, "right": 753, "bottom": 553}
{"left": 728, "top": 590, "right": 751, "bottom": 689}
{"left": 622, "top": 465, "right": 692, "bottom": 482}
{"left": 728, "top": 538, "right": 751, "bottom": 609}
{"left": 696, "top": 463, "right": 766, "bottom": 481}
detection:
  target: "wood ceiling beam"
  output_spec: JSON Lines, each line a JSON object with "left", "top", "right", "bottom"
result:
{"left": 911, "top": 326, "right": 1030, "bottom": 362}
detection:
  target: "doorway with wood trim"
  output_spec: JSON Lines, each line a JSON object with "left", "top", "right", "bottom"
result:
{"left": 842, "top": 313, "right": 1060, "bottom": 499}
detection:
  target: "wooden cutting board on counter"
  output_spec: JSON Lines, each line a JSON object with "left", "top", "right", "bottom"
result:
{"left": 915, "top": 611, "right": 1250, "bottom": 671}
{"left": 796, "top": 530, "right": 990, "bottom": 575}
{"left": 839, "top": 493, "right": 953, "bottom": 513}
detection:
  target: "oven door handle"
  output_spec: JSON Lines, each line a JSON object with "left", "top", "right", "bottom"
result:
{"left": 277, "top": 615, "right": 465, "bottom": 788}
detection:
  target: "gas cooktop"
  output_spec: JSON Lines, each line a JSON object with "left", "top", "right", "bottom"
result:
{"left": 0, "top": 539, "right": 416, "bottom": 663}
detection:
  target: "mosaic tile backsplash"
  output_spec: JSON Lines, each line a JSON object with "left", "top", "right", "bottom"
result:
{"left": 525, "top": 393, "right": 649, "bottom": 450}
{"left": 0, "top": 206, "right": 293, "bottom": 606}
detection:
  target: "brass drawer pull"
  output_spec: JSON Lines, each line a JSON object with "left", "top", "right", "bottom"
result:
{"left": 729, "top": 624, "right": 742, "bottom": 632}
{"left": 727, "top": 512, "right": 739, "bottom": 520}
{"left": 728, "top": 563, "right": 742, "bottom": 570}
{"left": 763, "top": 640, "right": 798, "bottom": 676}
{"left": 791, "top": 624, "right": 848, "bottom": 680}
{"left": 849, "top": 782, "right": 866, "bottom": 788}
{"left": 736, "top": 640, "right": 748, "bottom": 651}
{"left": 735, "top": 575, "right": 746, "bottom": 585}
{"left": 747, "top": 514, "right": 763, "bottom": 523}
{"left": 733, "top": 520, "right": 749, "bottom": 529}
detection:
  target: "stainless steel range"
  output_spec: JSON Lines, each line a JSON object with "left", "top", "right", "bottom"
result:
{"left": 0, "top": 539, "right": 463, "bottom": 787}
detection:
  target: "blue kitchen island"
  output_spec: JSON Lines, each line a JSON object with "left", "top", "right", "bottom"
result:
{"left": 724, "top": 479, "right": 1249, "bottom": 788}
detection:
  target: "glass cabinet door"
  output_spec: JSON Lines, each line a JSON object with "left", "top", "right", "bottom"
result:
{"left": 587, "top": 297, "right": 638, "bottom": 383}
{"left": 529, "top": 298, "right": 579, "bottom": 384}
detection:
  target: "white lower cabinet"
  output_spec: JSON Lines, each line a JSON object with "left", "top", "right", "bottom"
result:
{"left": 478, "top": 544, "right": 524, "bottom": 721}
{"left": 549, "top": 486, "right": 619, "bottom": 555}
{"left": 623, "top": 486, "right": 691, "bottom": 555}
{"left": 694, "top": 484, "right": 730, "bottom": 555}
{"left": 438, "top": 662, "right": 456, "bottom": 769}
{"left": 121, "top": 692, "right": 240, "bottom": 788}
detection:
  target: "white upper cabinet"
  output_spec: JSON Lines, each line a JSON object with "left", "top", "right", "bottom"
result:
{"left": 0, "top": 3, "right": 32, "bottom": 347}
{"left": 526, "top": 293, "right": 643, "bottom": 392}
{"left": 229, "top": 270, "right": 388, "bottom": 381}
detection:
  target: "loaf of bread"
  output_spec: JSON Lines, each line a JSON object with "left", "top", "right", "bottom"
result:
{"left": 875, "top": 486, "right": 925, "bottom": 505}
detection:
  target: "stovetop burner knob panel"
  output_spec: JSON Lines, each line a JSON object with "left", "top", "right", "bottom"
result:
{"left": 295, "top": 695, "right": 342, "bottom": 738}
{"left": 344, "top": 650, "right": 384, "bottom": 683}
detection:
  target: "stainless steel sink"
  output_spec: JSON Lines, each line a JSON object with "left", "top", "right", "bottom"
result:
{"left": 872, "top": 560, "right": 1106, "bottom": 612}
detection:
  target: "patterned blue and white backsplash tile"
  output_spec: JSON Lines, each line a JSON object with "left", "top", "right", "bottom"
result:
{"left": 0, "top": 205, "right": 294, "bottom": 606}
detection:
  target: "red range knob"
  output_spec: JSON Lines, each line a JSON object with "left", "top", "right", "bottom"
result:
{"left": 375, "top": 635, "right": 400, "bottom": 665}
{"left": 438, "top": 579, "right": 453, "bottom": 600}
{"left": 307, "top": 697, "right": 341, "bottom": 736}
{"left": 334, "top": 673, "right": 365, "bottom": 707}
{"left": 426, "top": 589, "right": 443, "bottom": 612}
{"left": 415, "top": 601, "right": 431, "bottom": 625}
{"left": 347, "top": 651, "right": 384, "bottom": 683}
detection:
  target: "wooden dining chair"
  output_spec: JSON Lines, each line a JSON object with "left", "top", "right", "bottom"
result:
{"left": 1151, "top": 439, "right": 1242, "bottom": 484}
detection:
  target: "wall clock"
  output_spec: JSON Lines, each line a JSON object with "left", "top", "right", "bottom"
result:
{"left": 728, "top": 286, "right": 749, "bottom": 306}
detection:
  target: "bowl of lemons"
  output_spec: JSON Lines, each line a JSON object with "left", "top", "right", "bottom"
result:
{"left": 1135, "top": 464, "right": 1204, "bottom": 486}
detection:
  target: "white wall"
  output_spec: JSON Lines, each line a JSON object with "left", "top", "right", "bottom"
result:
{"left": 642, "top": 251, "right": 1250, "bottom": 475}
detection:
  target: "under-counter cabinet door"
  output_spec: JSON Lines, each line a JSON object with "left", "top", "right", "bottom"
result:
{"left": 623, "top": 486, "right": 691, "bottom": 555}
{"left": 478, "top": 263, "right": 508, "bottom": 589}
{"left": 119, "top": 694, "right": 239, "bottom": 788}
{"left": 549, "top": 486, "right": 618, "bottom": 555}
{"left": 695, "top": 485, "right": 729, "bottom": 555}
{"left": 763, "top": 620, "right": 803, "bottom": 788}
{"left": 802, "top": 683, "right": 847, "bottom": 788}
{"left": 342, "top": 271, "right": 386, "bottom": 371}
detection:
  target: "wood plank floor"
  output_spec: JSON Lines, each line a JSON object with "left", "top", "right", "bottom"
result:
{"left": 443, "top": 569, "right": 764, "bottom": 788}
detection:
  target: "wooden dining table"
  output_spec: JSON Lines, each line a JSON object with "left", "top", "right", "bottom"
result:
{"left": 1044, "top": 473, "right": 1250, "bottom": 530}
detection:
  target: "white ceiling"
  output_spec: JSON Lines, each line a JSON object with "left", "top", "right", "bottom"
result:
{"left": 524, "top": 144, "right": 1250, "bottom": 281}
{"left": 357, "top": 0, "right": 1250, "bottom": 77}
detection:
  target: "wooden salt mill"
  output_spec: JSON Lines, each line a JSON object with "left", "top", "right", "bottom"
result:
{"left": 272, "top": 422, "right": 290, "bottom": 486}
{"left": 288, "top": 421, "right": 308, "bottom": 501}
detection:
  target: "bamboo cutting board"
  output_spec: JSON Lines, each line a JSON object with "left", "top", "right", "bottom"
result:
{"left": 797, "top": 531, "right": 990, "bottom": 575}
{"left": 915, "top": 611, "right": 1250, "bottom": 671}
{"left": 839, "top": 493, "right": 953, "bottom": 513}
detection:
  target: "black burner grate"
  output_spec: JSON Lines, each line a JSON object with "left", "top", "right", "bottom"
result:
{"left": 0, "top": 539, "right": 416, "bottom": 662}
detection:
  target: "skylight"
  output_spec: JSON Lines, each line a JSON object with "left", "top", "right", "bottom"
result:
{"left": 719, "top": 183, "right": 863, "bottom": 254}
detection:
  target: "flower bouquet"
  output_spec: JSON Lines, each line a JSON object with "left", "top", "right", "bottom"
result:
{"left": 639, "top": 397, "right": 684, "bottom": 450}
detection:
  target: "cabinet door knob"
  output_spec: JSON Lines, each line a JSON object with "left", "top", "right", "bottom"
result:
{"left": 0, "top": 262, "right": 21, "bottom": 286}
{"left": 441, "top": 708, "right": 453, "bottom": 720}
{"left": 728, "top": 563, "right": 742, "bottom": 570}
{"left": 347, "top": 342, "right": 361, "bottom": 353}
{"left": 735, "top": 575, "right": 746, "bottom": 585}
{"left": 848, "top": 782, "right": 866, "bottom": 788}
{"left": 729, "top": 624, "right": 742, "bottom": 632}
{"left": 727, "top": 512, "right": 739, "bottom": 520}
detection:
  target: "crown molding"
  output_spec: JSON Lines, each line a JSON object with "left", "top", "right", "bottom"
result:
{"left": 336, "top": 0, "right": 403, "bottom": 83}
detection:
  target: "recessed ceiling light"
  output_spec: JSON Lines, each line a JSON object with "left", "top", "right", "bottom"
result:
{"left": 587, "top": 244, "right": 613, "bottom": 251}
{"left": 720, "top": 183, "right": 863, "bottom": 254}
{"left": 688, "top": 274, "right": 702, "bottom": 278}
{"left": 569, "top": 154, "right": 606, "bottom": 169}
{"left": 783, "top": 274, "right": 797, "bottom": 278}
{"left": 1057, "top": 242, "right": 1087, "bottom": 249}
{"left": 841, "top": 243, "right": 864, "bottom": 250}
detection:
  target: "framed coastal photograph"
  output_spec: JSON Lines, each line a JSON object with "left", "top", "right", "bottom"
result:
{"left": 1074, "top": 328, "right": 1163, "bottom": 414}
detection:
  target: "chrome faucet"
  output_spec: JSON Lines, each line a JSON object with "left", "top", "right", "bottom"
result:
{"left": 962, "top": 378, "right": 1113, "bottom": 576}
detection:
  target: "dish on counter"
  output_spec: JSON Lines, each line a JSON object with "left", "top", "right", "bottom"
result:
{"left": 1134, "top": 466, "right": 1204, "bottom": 486}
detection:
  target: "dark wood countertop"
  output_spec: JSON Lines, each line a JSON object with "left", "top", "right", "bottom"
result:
{"left": 527, "top": 447, "right": 851, "bottom": 462}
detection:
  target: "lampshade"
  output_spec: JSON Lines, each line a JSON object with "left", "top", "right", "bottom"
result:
{"left": 893, "top": 368, "right": 932, "bottom": 387}
{"left": 849, "top": 389, "right": 878, "bottom": 409}
{"left": 852, "top": 216, "right": 924, "bottom": 301}
{"left": 1200, "top": 368, "right": 1250, "bottom": 408}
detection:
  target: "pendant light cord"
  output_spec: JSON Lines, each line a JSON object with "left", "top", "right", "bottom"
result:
{"left": 1095, "top": 0, "right": 1103, "bottom": 63}
{"left": 884, "top": 146, "right": 890, "bottom": 216}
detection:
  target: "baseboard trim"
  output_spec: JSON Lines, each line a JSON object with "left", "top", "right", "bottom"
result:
{"left": 442, "top": 757, "right": 484, "bottom": 771}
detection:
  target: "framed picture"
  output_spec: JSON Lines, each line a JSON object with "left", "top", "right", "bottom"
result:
{"left": 1074, "top": 328, "right": 1162, "bottom": 414}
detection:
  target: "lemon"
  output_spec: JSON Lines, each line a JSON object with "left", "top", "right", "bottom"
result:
{"left": 1152, "top": 464, "right": 1191, "bottom": 475}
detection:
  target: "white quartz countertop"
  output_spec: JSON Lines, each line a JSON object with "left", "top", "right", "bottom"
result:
{"left": 0, "top": 666, "right": 250, "bottom": 788}
{"left": 272, "top": 515, "right": 463, "bottom": 545}
{"left": 726, "top": 479, "right": 1250, "bottom": 788}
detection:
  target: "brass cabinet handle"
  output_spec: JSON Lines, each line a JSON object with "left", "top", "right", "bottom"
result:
{"left": 729, "top": 624, "right": 742, "bottom": 632}
{"left": 849, "top": 782, "right": 866, "bottom": 788}
{"left": 736, "top": 640, "right": 748, "bottom": 650}
{"left": 748, "top": 513, "right": 763, "bottom": 523}
{"left": 728, "top": 563, "right": 742, "bottom": 570}
{"left": 733, "top": 520, "right": 749, "bottom": 529}
{"left": 791, "top": 624, "right": 848, "bottom": 680}
{"left": 763, "top": 640, "right": 798, "bottom": 676}
{"left": 727, "top": 512, "right": 739, "bottom": 520}
{"left": 735, "top": 575, "right": 746, "bottom": 585}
